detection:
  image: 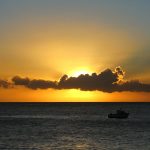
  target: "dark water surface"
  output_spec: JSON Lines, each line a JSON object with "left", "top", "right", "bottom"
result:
{"left": 0, "top": 102, "right": 150, "bottom": 150}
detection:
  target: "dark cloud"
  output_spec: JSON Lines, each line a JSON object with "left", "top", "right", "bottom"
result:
{"left": 116, "top": 80, "right": 150, "bottom": 92}
{"left": 27, "top": 79, "right": 57, "bottom": 90}
{"left": 12, "top": 76, "right": 30, "bottom": 86}
{"left": 0, "top": 79, "right": 12, "bottom": 88}
{"left": 58, "top": 69, "right": 118, "bottom": 92}
{"left": 58, "top": 67, "right": 150, "bottom": 92}
{"left": 12, "top": 76, "right": 57, "bottom": 90}
{"left": 10, "top": 67, "right": 150, "bottom": 92}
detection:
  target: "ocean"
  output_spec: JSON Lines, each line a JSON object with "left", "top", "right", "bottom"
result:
{"left": 0, "top": 102, "right": 150, "bottom": 150}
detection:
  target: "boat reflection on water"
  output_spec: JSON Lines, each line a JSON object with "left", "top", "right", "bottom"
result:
{"left": 108, "top": 109, "right": 129, "bottom": 119}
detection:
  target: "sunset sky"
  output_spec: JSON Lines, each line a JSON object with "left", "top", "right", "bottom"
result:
{"left": 0, "top": 0, "right": 150, "bottom": 102}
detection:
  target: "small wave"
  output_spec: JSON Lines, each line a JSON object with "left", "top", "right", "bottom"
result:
{"left": 0, "top": 115, "right": 104, "bottom": 121}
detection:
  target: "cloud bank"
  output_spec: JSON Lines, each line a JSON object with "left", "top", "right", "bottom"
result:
{"left": 10, "top": 67, "right": 150, "bottom": 93}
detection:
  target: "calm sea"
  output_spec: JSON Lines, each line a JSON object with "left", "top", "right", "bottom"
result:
{"left": 0, "top": 102, "right": 150, "bottom": 150}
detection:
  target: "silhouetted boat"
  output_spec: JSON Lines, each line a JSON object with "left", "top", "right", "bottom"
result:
{"left": 108, "top": 109, "right": 129, "bottom": 119}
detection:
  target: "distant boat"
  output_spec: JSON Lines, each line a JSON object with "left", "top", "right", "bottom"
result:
{"left": 108, "top": 109, "right": 129, "bottom": 119}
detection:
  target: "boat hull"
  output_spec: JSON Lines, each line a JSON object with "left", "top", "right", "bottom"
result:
{"left": 108, "top": 113, "right": 129, "bottom": 119}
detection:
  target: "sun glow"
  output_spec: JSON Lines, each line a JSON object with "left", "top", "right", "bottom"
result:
{"left": 64, "top": 89, "right": 97, "bottom": 102}
{"left": 69, "top": 68, "right": 92, "bottom": 77}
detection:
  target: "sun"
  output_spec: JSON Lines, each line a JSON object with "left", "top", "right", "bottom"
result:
{"left": 69, "top": 67, "right": 92, "bottom": 77}
{"left": 73, "top": 70, "right": 90, "bottom": 77}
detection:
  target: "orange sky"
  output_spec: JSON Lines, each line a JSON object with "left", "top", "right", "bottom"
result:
{"left": 0, "top": 86, "right": 150, "bottom": 102}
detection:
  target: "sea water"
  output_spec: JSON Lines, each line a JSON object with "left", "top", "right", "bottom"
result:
{"left": 0, "top": 102, "right": 150, "bottom": 150}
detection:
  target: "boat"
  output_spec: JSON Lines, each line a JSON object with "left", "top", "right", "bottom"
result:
{"left": 108, "top": 109, "right": 129, "bottom": 119}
